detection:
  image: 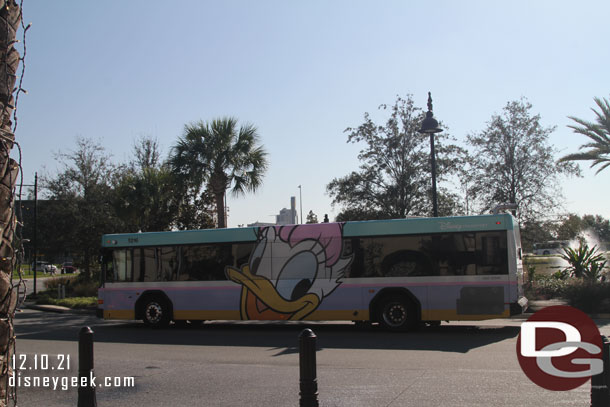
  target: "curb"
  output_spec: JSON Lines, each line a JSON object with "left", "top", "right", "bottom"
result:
{"left": 23, "top": 302, "right": 96, "bottom": 315}
{"left": 25, "top": 303, "right": 70, "bottom": 313}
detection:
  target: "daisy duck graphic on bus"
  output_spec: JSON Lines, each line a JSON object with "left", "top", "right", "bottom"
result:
{"left": 225, "top": 223, "right": 353, "bottom": 320}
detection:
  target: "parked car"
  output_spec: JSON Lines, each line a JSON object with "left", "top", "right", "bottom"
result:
{"left": 44, "top": 264, "right": 57, "bottom": 275}
{"left": 61, "top": 264, "right": 76, "bottom": 274}
{"left": 31, "top": 261, "right": 48, "bottom": 272}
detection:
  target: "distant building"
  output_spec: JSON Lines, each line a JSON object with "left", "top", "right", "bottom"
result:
{"left": 246, "top": 196, "right": 298, "bottom": 227}
{"left": 276, "top": 196, "right": 297, "bottom": 225}
{"left": 246, "top": 221, "right": 275, "bottom": 228}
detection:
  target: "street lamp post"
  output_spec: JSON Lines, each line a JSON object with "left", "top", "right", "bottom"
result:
{"left": 18, "top": 172, "right": 38, "bottom": 294}
{"left": 298, "top": 185, "right": 303, "bottom": 224}
{"left": 418, "top": 92, "right": 443, "bottom": 217}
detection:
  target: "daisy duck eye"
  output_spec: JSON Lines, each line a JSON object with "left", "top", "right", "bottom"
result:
{"left": 275, "top": 251, "right": 318, "bottom": 301}
{"left": 249, "top": 241, "right": 266, "bottom": 275}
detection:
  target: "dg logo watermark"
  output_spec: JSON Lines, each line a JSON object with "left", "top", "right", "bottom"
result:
{"left": 517, "top": 305, "right": 604, "bottom": 391}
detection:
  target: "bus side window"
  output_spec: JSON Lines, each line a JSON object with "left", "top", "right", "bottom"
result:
{"left": 343, "top": 238, "right": 364, "bottom": 278}
{"left": 113, "top": 249, "right": 133, "bottom": 282}
{"left": 104, "top": 251, "right": 115, "bottom": 282}
{"left": 476, "top": 232, "right": 508, "bottom": 275}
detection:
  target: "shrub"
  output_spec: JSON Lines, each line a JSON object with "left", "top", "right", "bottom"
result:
{"left": 36, "top": 295, "right": 97, "bottom": 308}
{"left": 560, "top": 243, "right": 607, "bottom": 280}
{"left": 525, "top": 276, "right": 610, "bottom": 314}
{"left": 71, "top": 280, "right": 99, "bottom": 297}
{"left": 563, "top": 281, "right": 610, "bottom": 314}
{"left": 524, "top": 276, "right": 570, "bottom": 300}
{"left": 43, "top": 275, "right": 78, "bottom": 290}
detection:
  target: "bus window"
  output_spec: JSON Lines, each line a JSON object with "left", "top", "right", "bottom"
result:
{"left": 133, "top": 248, "right": 158, "bottom": 282}
{"left": 113, "top": 249, "right": 132, "bottom": 282}
{"left": 476, "top": 232, "right": 508, "bottom": 275}
{"left": 179, "top": 244, "right": 231, "bottom": 281}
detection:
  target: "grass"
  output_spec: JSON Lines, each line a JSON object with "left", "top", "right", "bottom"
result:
{"left": 25, "top": 273, "right": 100, "bottom": 309}
{"left": 35, "top": 294, "right": 97, "bottom": 308}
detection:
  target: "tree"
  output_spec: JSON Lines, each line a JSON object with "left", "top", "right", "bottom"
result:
{"left": 327, "top": 94, "right": 466, "bottom": 220}
{"left": 556, "top": 213, "right": 610, "bottom": 244}
{"left": 130, "top": 135, "right": 162, "bottom": 172}
{"left": 466, "top": 98, "right": 580, "bottom": 223}
{"left": 306, "top": 210, "right": 318, "bottom": 224}
{"left": 560, "top": 96, "right": 610, "bottom": 174}
{"left": 519, "top": 219, "right": 555, "bottom": 253}
{"left": 42, "top": 137, "right": 121, "bottom": 277}
{"left": 114, "top": 137, "right": 177, "bottom": 232}
{"left": 169, "top": 117, "right": 268, "bottom": 228}
{"left": 113, "top": 166, "right": 177, "bottom": 232}
{"left": 0, "top": 2, "right": 21, "bottom": 404}
{"left": 115, "top": 136, "right": 215, "bottom": 231}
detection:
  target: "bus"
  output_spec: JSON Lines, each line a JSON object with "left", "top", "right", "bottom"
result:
{"left": 532, "top": 240, "right": 569, "bottom": 256}
{"left": 98, "top": 213, "right": 527, "bottom": 331}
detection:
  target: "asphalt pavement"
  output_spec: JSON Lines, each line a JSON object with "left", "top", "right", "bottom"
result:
{"left": 10, "top": 300, "right": 610, "bottom": 406}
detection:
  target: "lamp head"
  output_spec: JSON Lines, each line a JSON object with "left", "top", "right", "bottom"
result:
{"left": 418, "top": 92, "right": 442, "bottom": 134}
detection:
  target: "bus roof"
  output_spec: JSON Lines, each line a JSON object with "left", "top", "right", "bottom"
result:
{"left": 101, "top": 213, "right": 515, "bottom": 248}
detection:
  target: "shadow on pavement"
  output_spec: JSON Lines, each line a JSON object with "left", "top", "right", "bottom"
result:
{"left": 14, "top": 309, "right": 519, "bottom": 354}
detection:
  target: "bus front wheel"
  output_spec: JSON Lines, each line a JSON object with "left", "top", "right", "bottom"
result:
{"left": 142, "top": 298, "right": 171, "bottom": 328}
{"left": 377, "top": 295, "right": 418, "bottom": 332}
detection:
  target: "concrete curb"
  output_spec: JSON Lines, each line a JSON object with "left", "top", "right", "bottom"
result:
{"left": 23, "top": 302, "right": 96, "bottom": 315}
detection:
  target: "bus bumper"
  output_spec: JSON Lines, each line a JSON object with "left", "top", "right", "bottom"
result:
{"left": 510, "top": 296, "right": 528, "bottom": 316}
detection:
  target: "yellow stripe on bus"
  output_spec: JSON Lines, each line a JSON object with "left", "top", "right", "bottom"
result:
{"left": 422, "top": 309, "right": 510, "bottom": 321}
{"left": 104, "top": 308, "right": 508, "bottom": 322}
{"left": 103, "top": 310, "right": 135, "bottom": 320}
{"left": 306, "top": 310, "right": 370, "bottom": 321}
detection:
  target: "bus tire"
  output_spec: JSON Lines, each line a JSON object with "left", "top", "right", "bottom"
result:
{"left": 377, "top": 295, "right": 418, "bottom": 332}
{"left": 142, "top": 297, "right": 171, "bottom": 328}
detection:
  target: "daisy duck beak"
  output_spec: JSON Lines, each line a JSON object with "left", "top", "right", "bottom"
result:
{"left": 226, "top": 264, "right": 320, "bottom": 321}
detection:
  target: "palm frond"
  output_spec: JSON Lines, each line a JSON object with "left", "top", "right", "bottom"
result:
{"left": 560, "top": 96, "right": 610, "bottom": 173}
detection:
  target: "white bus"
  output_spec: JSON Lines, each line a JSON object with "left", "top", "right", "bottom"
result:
{"left": 532, "top": 240, "right": 569, "bottom": 256}
{"left": 98, "top": 213, "right": 527, "bottom": 331}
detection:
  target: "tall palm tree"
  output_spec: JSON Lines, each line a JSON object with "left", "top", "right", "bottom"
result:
{"left": 169, "top": 117, "right": 268, "bottom": 228}
{"left": 560, "top": 96, "right": 610, "bottom": 174}
{"left": 0, "top": 2, "right": 21, "bottom": 405}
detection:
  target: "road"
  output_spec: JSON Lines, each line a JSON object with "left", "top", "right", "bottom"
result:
{"left": 10, "top": 309, "right": 610, "bottom": 407}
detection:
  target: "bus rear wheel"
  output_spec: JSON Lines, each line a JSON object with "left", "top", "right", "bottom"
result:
{"left": 377, "top": 295, "right": 418, "bottom": 332}
{"left": 142, "top": 298, "right": 171, "bottom": 328}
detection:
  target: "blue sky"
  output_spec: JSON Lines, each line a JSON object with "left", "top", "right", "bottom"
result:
{"left": 15, "top": 1, "right": 610, "bottom": 228}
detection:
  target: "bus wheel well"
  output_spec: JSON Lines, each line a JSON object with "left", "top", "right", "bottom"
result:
{"left": 135, "top": 290, "right": 173, "bottom": 322}
{"left": 369, "top": 288, "right": 421, "bottom": 325}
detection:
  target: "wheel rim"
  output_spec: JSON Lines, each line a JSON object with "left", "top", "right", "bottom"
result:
{"left": 145, "top": 302, "right": 163, "bottom": 324}
{"left": 382, "top": 301, "right": 407, "bottom": 328}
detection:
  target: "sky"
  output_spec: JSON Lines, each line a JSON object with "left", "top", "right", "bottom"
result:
{"left": 13, "top": 1, "right": 610, "bottom": 228}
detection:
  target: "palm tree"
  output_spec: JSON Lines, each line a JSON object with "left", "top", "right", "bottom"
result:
{"left": 0, "top": 2, "right": 22, "bottom": 405}
{"left": 169, "top": 117, "right": 268, "bottom": 228}
{"left": 560, "top": 96, "right": 610, "bottom": 174}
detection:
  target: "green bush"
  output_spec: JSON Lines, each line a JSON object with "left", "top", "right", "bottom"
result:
{"left": 524, "top": 276, "right": 570, "bottom": 300}
{"left": 44, "top": 276, "right": 78, "bottom": 290}
{"left": 525, "top": 277, "right": 610, "bottom": 314}
{"left": 36, "top": 295, "right": 97, "bottom": 308}
{"left": 71, "top": 280, "right": 99, "bottom": 297}
{"left": 563, "top": 281, "right": 610, "bottom": 314}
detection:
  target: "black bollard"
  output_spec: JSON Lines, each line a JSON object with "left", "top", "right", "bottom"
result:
{"left": 299, "top": 328, "right": 319, "bottom": 407}
{"left": 78, "top": 327, "right": 97, "bottom": 407}
{"left": 591, "top": 335, "right": 610, "bottom": 407}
